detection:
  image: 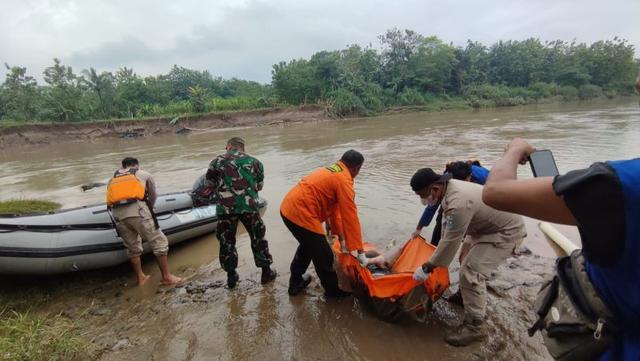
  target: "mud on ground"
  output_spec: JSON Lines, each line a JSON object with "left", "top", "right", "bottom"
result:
{"left": 4, "top": 252, "right": 555, "bottom": 361}
{"left": 0, "top": 106, "right": 328, "bottom": 150}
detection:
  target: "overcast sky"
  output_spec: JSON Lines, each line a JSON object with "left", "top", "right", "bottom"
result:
{"left": 1, "top": 0, "right": 638, "bottom": 84}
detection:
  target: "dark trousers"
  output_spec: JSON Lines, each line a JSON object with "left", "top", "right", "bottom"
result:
{"left": 431, "top": 207, "right": 444, "bottom": 246}
{"left": 216, "top": 213, "right": 273, "bottom": 273}
{"left": 281, "top": 214, "right": 340, "bottom": 295}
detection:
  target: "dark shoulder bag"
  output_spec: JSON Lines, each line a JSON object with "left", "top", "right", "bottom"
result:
{"left": 529, "top": 250, "right": 618, "bottom": 361}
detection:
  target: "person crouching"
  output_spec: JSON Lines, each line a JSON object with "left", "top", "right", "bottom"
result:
{"left": 280, "top": 150, "right": 368, "bottom": 298}
{"left": 107, "top": 157, "right": 183, "bottom": 286}
{"left": 410, "top": 168, "right": 525, "bottom": 346}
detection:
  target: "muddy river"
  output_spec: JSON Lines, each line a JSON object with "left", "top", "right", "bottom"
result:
{"left": 1, "top": 99, "right": 639, "bottom": 360}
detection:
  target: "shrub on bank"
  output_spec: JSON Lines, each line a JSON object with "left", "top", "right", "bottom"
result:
{"left": 354, "top": 82, "right": 385, "bottom": 112}
{"left": 578, "top": 84, "right": 603, "bottom": 100}
{"left": 558, "top": 85, "right": 579, "bottom": 101}
{"left": 528, "top": 82, "right": 555, "bottom": 99}
{"left": 154, "top": 101, "right": 191, "bottom": 116}
{"left": 327, "top": 89, "right": 367, "bottom": 116}
{"left": 604, "top": 89, "right": 617, "bottom": 99}
{"left": 397, "top": 88, "right": 426, "bottom": 106}
{"left": 462, "top": 84, "right": 533, "bottom": 107}
{"left": 209, "top": 96, "right": 259, "bottom": 111}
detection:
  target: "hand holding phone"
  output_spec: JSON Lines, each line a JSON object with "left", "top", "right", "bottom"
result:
{"left": 528, "top": 150, "right": 559, "bottom": 177}
{"left": 505, "top": 138, "right": 536, "bottom": 164}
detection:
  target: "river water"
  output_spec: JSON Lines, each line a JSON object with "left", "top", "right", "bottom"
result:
{"left": 1, "top": 99, "right": 639, "bottom": 360}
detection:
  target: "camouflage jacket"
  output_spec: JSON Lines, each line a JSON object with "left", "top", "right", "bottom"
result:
{"left": 206, "top": 149, "right": 264, "bottom": 215}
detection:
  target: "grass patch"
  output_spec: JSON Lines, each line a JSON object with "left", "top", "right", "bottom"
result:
{"left": 0, "top": 310, "right": 97, "bottom": 361}
{"left": 0, "top": 200, "right": 62, "bottom": 214}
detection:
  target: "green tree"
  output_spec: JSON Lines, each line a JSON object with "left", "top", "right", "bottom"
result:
{"left": 218, "top": 78, "right": 270, "bottom": 98}
{"left": 309, "top": 50, "right": 345, "bottom": 96}
{"left": 272, "top": 59, "right": 320, "bottom": 104}
{"left": 187, "top": 85, "right": 207, "bottom": 113}
{"left": 406, "top": 36, "right": 457, "bottom": 93}
{"left": 450, "top": 41, "right": 490, "bottom": 93}
{"left": 0, "top": 89, "right": 7, "bottom": 119}
{"left": 42, "top": 58, "right": 84, "bottom": 122}
{"left": 546, "top": 41, "right": 591, "bottom": 87}
{"left": 81, "top": 68, "right": 116, "bottom": 118}
{"left": 586, "top": 38, "right": 636, "bottom": 89}
{"left": 1, "top": 64, "right": 39, "bottom": 121}
{"left": 340, "top": 44, "right": 381, "bottom": 83}
{"left": 144, "top": 75, "right": 172, "bottom": 105}
{"left": 378, "top": 28, "right": 423, "bottom": 93}
{"left": 114, "top": 67, "right": 149, "bottom": 118}
{"left": 488, "top": 39, "right": 546, "bottom": 87}
{"left": 167, "top": 65, "right": 221, "bottom": 100}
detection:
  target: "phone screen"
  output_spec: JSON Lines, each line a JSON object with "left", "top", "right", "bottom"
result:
{"left": 529, "top": 150, "right": 559, "bottom": 177}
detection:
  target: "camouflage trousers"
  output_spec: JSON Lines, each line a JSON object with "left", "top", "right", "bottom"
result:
{"left": 216, "top": 212, "right": 273, "bottom": 273}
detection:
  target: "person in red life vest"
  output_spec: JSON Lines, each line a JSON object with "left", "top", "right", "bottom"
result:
{"left": 107, "top": 157, "right": 183, "bottom": 286}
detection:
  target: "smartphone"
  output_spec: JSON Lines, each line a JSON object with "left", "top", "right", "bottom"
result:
{"left": 528, "top": 150, "right": 559, "bottom": 177}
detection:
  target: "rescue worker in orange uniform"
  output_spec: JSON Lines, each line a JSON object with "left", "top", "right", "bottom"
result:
{"left": 107, "top": 157, "right": 183, "bottom": 286}
{"left": 281, "top": 150, "right": 368, "bottom": 297}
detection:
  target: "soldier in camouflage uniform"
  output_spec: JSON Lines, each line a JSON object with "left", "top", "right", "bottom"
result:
{"left": 206, "top": 137, "right": 276, "bottom": 288}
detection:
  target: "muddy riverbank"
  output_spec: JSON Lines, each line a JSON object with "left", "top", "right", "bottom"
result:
{"left": 0, "top": 105, "right": 328, "bottom": 150}
{"left": 1, "top": 243, "right": 555, "bottom": 361}
{"left": 0, "top": 98, "right": 634, "bottom": 151}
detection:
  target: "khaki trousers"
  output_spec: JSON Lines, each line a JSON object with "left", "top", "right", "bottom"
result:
{"left": 459, "top": 237, "right": 516, "bottom": 321}
{"left": 116, "top": 215, "right": 169, "bottom": 257}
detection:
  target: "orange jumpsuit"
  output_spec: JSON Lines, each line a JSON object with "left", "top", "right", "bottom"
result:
{"left": 280, "top": 160, "right": 363, "bottom": 251}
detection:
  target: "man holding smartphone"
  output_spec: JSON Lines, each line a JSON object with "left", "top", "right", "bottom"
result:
{"left": 409, "top": 168, "right": 526, "bottom": 346}
{"left": 484, "top": 138, "right": 640, "bottom": 360}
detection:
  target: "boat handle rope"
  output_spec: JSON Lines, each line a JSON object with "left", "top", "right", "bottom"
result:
{"left": 0, "top": 206, "right": 209, "bottom": 232}
{"left": 154, "top": 207, "right": 195, "bottom": 221}
{"left": 0, "top": 223, "right": 115, "bottom": 233}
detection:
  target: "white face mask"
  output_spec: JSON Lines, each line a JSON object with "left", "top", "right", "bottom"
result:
{"left": 420, "top": 189, "right": 440, "bottom": 207}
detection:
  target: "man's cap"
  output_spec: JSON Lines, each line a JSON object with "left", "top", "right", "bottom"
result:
{"left": 410, "top": 168, "right": 452, "bottom": 191}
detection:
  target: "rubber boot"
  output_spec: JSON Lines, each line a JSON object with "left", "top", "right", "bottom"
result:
{"left": 288, "top": 273, "right": 313, "bottom": 295}
{"left": 324, "top": 288, "right": 352, "bottom": 298}
{"left": 261, "top": 267, "right": 277, "bottom": 284}
{"left": 445, "top": 316, "right": 487, "bottom": 346}
{"left": 446, "top": 290, "right": 464, "bottom": 307}
{"left": 227, "top": 271, "right": 239, "bottom": 289}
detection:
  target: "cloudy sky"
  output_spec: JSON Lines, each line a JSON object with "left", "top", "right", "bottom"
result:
{"left": 1, "top": 0, "right": 638, "bottom": 83}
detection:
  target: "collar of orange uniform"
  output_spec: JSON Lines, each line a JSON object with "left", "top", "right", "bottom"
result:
{"left": 336, "top": 160, "right": 353, "bottom": 181}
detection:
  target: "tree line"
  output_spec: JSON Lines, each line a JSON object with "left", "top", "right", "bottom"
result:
{"left": 1, "top": 29, "right": 637, "bottom": 122}
{"left": 0, "top": 61, "right": 274, "bottom": 122}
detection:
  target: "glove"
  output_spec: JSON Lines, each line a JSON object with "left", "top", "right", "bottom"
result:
{"left": 411, "top": 228, "right": 422, "bottom": 239}
{"left": 413, "top": 266, "right": 429, "bottom": 282}
{"left": 356, "top": 252, "right": 368, "bottom": 267}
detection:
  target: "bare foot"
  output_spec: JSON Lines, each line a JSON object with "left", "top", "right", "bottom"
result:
{"left": 137, "top": 274, "right": 151, "bottom": 286}
{"left": 160, "top": 275, "right": 184, "bottom": 286}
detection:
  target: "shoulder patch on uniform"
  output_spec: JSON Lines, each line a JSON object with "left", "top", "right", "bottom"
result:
{"left": 326, "top": 163, "right": 343, "bottom": 173}
{"left": 446, "top": 214, "right": 455, "bottom": 230}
